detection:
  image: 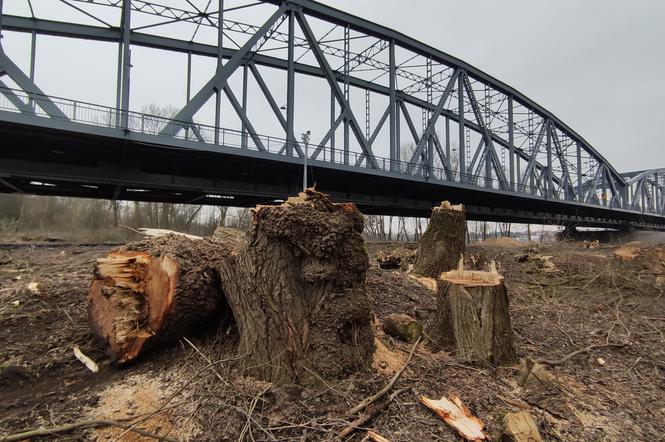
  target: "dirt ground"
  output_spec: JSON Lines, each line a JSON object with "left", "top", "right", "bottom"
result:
{"left": 1, "top": 234, "right": 664, "bottom": 441}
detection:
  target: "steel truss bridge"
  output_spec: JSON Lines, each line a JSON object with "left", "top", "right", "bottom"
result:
{"left": 0, "top": 0, "right": 663, "bottom": 229}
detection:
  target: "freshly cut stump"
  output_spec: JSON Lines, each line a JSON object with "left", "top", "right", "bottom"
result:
{"left": 413, "top": 201, "right": 466, "bottom": 277}
{"left": 218, "top": 189, "right": 374, "bottom": 384}
{"left": 429, "top": 262, "right": 517, "bottom": 365}
{"left": 88, "top": 235, "right": 234, "bottom": 364}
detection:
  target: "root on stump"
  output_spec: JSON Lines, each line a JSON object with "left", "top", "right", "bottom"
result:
{"left": 429, "top": 261, "right": 517, "bottom": 365}
{"left": 217, "top": 189, "right": 374, "bottom": 384}
{"left": 413, "top": 201, "right": 466, "bottom": 277}
{"left": 88, "top": 235, "right": 236, "bottom": 364}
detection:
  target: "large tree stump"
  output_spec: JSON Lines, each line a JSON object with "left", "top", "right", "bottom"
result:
{"left": 217, "top": 189, "right": 374, "bottom": 384}
{"left": 88, "top": 234, "right": 237, "bottom": 364}
{"left": 429, "top": 262, "right": 517, "bottom": 365}
{"left": 413, "top": 201, "right": 466, "bottom": 277}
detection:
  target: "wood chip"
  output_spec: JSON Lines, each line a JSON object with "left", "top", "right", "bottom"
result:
{"left": 367, "top": 430, "right": 392, "bottom": 442}
{"left": 420, "top": 394, "right": 486, "bottom": 440}
{"left": 73, "top": 346, "right": 99, "bottom": 373}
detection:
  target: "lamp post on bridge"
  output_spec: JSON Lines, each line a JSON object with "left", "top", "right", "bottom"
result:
{"left": 301, "top": 130, "right": 311, "bottom": 191}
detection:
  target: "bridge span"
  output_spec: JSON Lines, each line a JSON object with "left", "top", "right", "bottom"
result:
{"left": 0, "top": 0, "right": 663, "bottom": 229}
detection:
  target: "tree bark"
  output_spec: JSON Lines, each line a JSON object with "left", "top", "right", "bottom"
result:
{"left": 88, "top": 234, "right": 238, "bottom": 364}
{"left": 413, "top": 201, "right": 466, "bottom": 277}
{"left": 217, "top": 189, "right": 374, "bottom": 384}
{"left": 429, "top": 263, "right": 517, "bottom": 365}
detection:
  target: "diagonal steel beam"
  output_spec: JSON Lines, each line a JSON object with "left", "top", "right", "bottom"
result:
{"left": 295, "top": 10, "right": 378, "bottom": 169}
{"left": 159, "top": 5, "right": 287, "bottom": 137}
{"left": 0, "top": 81, "right": 33, "bottom": 113}
{"left": 462, "top": 73, "right": 508, "bottom": 189}
{"left": 550, "top": 126, "right": 575, "bottom": 198}
{"left": 311, "top": 111, "right": 345, "bottom": 159}
{"left": 221, "top": 83, "right": 266, "bottom": 151}
{"left": 585, "top": 164, "right": 604, "bottom": 204}
{"left": 0, "top": 49, "right": 67, "bottom": 119}
{"left": 520, "top": 120, "right": 547, "bottom": 187}
{"left": 407, "top": 69, "right": 459, "bottom": 174}
{"left": 248, "top": 62, "right": 303, "bottom": 157}
{"left": 432, "top": 133, "right": 452, "bottom": 180}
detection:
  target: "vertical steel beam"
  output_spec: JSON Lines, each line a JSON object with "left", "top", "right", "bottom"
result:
{"left": 0, "top": 0, "right": 3, "bottom": 36}
{"left": 445, "top": 117, "right": 450, "bottom": 171}
{"left": 508, "top": 95, "right": 514, "bottom": 190}
{"left": 286, "top": 8, "right": 295, "bottom": 156}
{"left": 242, "top": 63, "right": 248, "bottom": 148}
{"left": 343, "top": 25, "right": 350, "bottom": 165}
{"left": 119, "top": 0, "right": 131, "bottom": 129}
{"left": 28, "top": 31, "right": 36, "bottom": 111}
{"left": 330, "top": 91, "right": 335, "bottom": 162}
{"left": 214, "top": 0, "right": 224, "bottom": 144}
{"left": 546, "top": 120, "right": 552, "bottom": 197}
{"left": 186, "top": 51, "right": 192, "bottom": 140}
{"left": 457, "top": 71, "right": 465, "bottom": 182}
{"left": 576, "top": 141, "right": 583, "bottom": 202}
{"left": 365, "top": 89, "right": 370, "bottom": 140}
{"left": 395, "top": 98, "right": 401, "bottom": 170}
{"left": 389, "top": 40, "right": 396, "bottom": 171}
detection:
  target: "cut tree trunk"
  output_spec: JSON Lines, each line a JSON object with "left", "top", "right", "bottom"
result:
{"left": 217, "top": 189, "right": 374, "bottom": 384}
{"left": 413, "top": 201, "right": 466, "bottom": 277}
{"left": 88, "top": 234, "right": 239, "bottom": 364}
{"left": 429, "top": 261, "right": 517, "bottom": 365}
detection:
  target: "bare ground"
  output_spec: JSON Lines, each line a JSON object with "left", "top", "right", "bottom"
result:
{"left": 1, "top": 237, "right": 664, "bottom": 441}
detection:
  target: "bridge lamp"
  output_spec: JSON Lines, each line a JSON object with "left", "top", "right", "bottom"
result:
{"left": 301, "top": 130, "right": 311, "bottom": 191}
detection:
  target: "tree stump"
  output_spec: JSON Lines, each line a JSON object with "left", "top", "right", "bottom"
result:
{"left": 88, "top": 234, "right": 236, "bottom": 364}
{"left": 217, "top": 189, "right": 374, "bottom": 384}
{"left": 413, "top": 201, "right": 466, "bottom": 277}
{"left": 429, "top": 261, "right": 517, "bottom": 365}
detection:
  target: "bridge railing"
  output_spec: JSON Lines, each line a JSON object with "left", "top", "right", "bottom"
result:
{"left": 0, "top": 86, "right": 647, "bottom": 212}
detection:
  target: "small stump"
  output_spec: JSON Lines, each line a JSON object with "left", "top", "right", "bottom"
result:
{"left": 429, "top": 262, "right": 517, "bottom": 365}
{"left": 413, "top": 201, "right": 466, "bottom": 277}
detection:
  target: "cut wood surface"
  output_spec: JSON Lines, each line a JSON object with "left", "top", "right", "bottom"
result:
{"left": 420, "top": 394, "right": 486, "bottom": 441}
{"left": 136, "top": 228, "right": 203, "bottom": 241}
{"left": 217, "top": 189, "right": 374, "bottom": 384}
{"left": 501, "top": 411, "right": 543, "bottom": 442}
{"left": 88, "top": 235, "right": 234, "bottom": 364}
{"left": 429, "top": 260, "right": 517, "bottom": 365}
{"left": 413, "top": 201, "right": 466, "bottom": 277}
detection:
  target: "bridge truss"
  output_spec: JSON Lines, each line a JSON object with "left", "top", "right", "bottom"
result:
{"left": 0, "top": 0, "right": 663, "bottom": 227}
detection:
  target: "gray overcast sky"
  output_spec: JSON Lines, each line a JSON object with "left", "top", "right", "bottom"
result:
{"left": 318, "top": 0, "right": 665, "bottom": 172}
{"left": 3, "top": 0, "right": 664, "bottom": 173}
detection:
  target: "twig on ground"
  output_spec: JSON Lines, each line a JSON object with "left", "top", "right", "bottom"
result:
{"left": 537, "top": 342, "right": 628, "bottom": 366}
{"left": 0, "top": 418, "right": 182, "bottom": 442}
{"left": 345, "top": 336, "right": 421, "bottom": 417}
{"left": 238, "top": 386, "right": 271, "bottom": 442}
{"left": 338, "top": 387, "right": 410, "bottom": 439}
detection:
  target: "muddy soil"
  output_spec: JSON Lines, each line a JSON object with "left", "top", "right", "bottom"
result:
{"left": 1, "top": 238, "right": 664, "bottom": 441}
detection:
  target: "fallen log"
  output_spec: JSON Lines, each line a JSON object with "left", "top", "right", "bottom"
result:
{"left": 429, "top": 260, "right": 517, "bottom": 365}
{"left": 217, "top": 189, "right": 374, "bottom": 384}
{"left": 88, "top": 234, "right": 238, "bottom": 364}
{"left": 382, "top": 313, "right": 422, "bottom": 343}
{"left": 413, "top": 201, "right": 466, "bottom": 277}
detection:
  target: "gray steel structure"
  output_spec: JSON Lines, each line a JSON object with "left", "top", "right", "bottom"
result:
{"left": 0, "top": 0, "right": 663, "bottom": 229}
